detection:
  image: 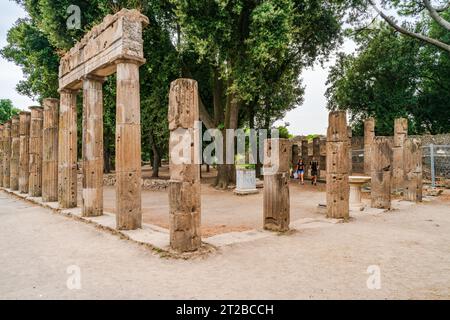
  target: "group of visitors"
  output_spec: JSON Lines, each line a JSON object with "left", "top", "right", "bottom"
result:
{"left": 293, "top": 158, "right": 319, "bottom": 186}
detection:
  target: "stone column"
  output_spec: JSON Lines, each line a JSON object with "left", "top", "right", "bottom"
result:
{"left": 371, "top": 137, "right": 393, "bottom": 209}
{"left": 115, "top": 61, "right": 142, "bottom": 230}
{"left": 0, "top": 125, "right": 3, "bottom": 188}
{"left": 301, "top": 139, "right": 309, "bottom": 179}
{"left": 347, "top": 126, "right": 353, "bottom": 174}
{"left": 42, "top": 98, "right": 59, "bottom": 202}
{"left": 82, "top": 76, "right": 105, "bottom": 217}
{"left": 10, "top": 116, "right": 20, "bottom": 191}
{"left": 263, "top": 138, "right": 291, "bottom": 232}
{"left": 392, "top": 118, "right": 408, "bottom": 192}
{"left": 3, "top": 121, "right": 11, "bottom": 188}
{"left": 320, "top": 139, "right": 326, "bottom": 179}
{"left": 313, "top": 137, "right": 320, "bottom": 177}
{"left": 364, "top": 117, "right": 375, "bottom": 175}
{"left": 292, "top": 144, "right": 299, "bottom": 167}
{"left": 19, "top": 111, "right": 31, "bottom": 194}
{"left": 58, "top": 90, "right": 78, "bottom": 208}
{"left": 403, "top": 138, "right": 422, "bottom": 202}
{"left": 29, "top": 107, "right": 44, "bottom": 197}
{"left": 168, "top": 79, "right": 201, "bottom": 251}
{"left": 326, "top": 111, "right": 350, "bottom": 219}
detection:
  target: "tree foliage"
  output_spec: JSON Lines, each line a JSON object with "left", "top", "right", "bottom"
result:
{"left": 0, "top": 99, "right": 20, "bottom": 123}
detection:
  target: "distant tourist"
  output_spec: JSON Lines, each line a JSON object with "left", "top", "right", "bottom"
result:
{"left": 296, "top": 159, "right": 305, "bottom": 185}
{"left": 310, "top": 159, "right": 319, "bottom": 186}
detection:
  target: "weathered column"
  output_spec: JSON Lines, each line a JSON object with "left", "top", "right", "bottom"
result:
{"left": 292, "top": 144, "right": 299, "bottom": 167}
{"left": 10, "top": 116, "right": 20, "bottom": 191}
{"left": 371, "top": 137, "right": 393, "bottom": 209}
{"left": 403, "top": 138, "right": 423, "bottom": 202}
{"left": 326, "top": 111, "right": 350, "bottom": 219}
{"left": 3, "top": 121, "right": 11, "bottom": 188}
{"left": 82, "top": 76, "right": 105, "bottom": 217}
{"left": 364, "top": 117, "right": 375, "bottom": 175}
{"left": 115, "top": 61, "right": 142, "bottom": 230}
{"left": 19, "top": 111, "right": 31, "bottom": 193}
{"left": 29, "top": 107, "right": 44, "bottom": 197}
{"left": 58, "top": 90, "right": 78, "bottom": 208}
{"left": 320, "top": 138, "right": 326, "bottom": 179}
{"left": 392, "top": 118, "right": 408, "bottom": 192}
{"left": 301, "top": 139, "right": 309, "bottom": 179}
{"left": 347, "top": 126, "right": 353, "bottom": 174}
{"left": 42, "top": 98, "right": 59, "bottom": 202}
{"left": 168, "top": 79, "right": 201, "bottom": 251}
{"left": 0, "top": 125, "right": 4, "bottom": 188}
{"left": 263, "top": 138, "right": 291, "bottom": 232}
{"left": 313, "top": 137, "right": 320, "bottom": 177}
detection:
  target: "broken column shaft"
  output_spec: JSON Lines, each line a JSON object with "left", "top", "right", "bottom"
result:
{"left": 371, "top": 137, "right": 393, "bottom": 209}
{"left": 392, "top": 118, "right": 408, "bottom": 192}
{"left": 42, "top": 98, "right": 59, "bottom": 202}
{"left": 364, "top": 118, "right": 375, "bottom": 176}
{"left": 403, "top": 138, "right": 423, "bottom": 202}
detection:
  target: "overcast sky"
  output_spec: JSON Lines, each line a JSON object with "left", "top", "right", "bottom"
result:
{"left": 0, "top": 0, "right": 356, "bottom": 135}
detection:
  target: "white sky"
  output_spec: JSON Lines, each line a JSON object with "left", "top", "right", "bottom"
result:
{"left": 0, "top": 0, "right": 357, "bottom": 134}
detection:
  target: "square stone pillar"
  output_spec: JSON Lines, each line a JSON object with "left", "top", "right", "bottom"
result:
{"left": 115, "top": 61, "right": 142, "bottom": 230}
{"left": 82, "top": 76, "right": 105, "bottom": 217}
{"left": 392, "top": 118, "right": 408, "bottom": 192}
{"left": 0, "top": 125, "right": 4, "bottom": 188}
{"left": 19, "top": 111, "right": 31, "bottom": 194}
{"left": 326, "top": 111, "right": 350, "bottom": 219}
{"left": 403, "top": 138, "right": 422, "bottom": 202}
{"left": 29, "top": 107, "right": 44, "bottom": 197}
{"left": 364, "top": 117, "right": 375, "bottom": 175}
{"left": 263, "top": 138, "right": 291, "bottom": 232}
{"left": 168, "top": 78, "right": 201, "bottom": 252}
{"left": 58, "top": 90, "right": 78, "bottom": 208}
{"left": 10, "top": 116, "right": 20, "bottom": 191}
{"left": 3, "top": 121, "right": 11, "bottom": 188}
{"left": 371, "top": 137, "right": 393, "bottom": 209}
{"left": 42, "top": 98, "right": 59, "bottom": 202}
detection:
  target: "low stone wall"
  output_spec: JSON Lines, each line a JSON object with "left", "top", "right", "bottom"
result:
{"left": 77, "top": 174, "right": 169, "bottom": 191}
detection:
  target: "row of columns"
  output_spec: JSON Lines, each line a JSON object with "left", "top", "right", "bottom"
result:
{"left": 0, "top": 60, "right": 143, "bottom": 232}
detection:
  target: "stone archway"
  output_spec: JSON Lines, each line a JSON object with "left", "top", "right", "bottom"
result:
{"left": 57, "top": 9, "right": 149, "bottom": 230}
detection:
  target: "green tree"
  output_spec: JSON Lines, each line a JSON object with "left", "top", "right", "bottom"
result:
{"left": 0, "top": 99, "right": 20, "bottom": 123}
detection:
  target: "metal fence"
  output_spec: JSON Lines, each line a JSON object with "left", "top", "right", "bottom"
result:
{"left": 422, "top": 144, "right": 450, "bottom": 187}
{"left": 350, "top": 145, "right": 450, "bottom": 187}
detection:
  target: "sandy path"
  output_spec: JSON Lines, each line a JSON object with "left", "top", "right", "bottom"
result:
{"left": 0, "top": 191, "right": 449, "bottom": 299}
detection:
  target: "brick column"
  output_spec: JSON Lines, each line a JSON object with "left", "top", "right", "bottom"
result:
{"left": 42, "top": 98, "right": 59, "bottom": 202}
{"left": 364, "top": 117, "right": 375, "bottom": 175}
{"left": 371, "top": 137, "right": 393, "bottom": 209}
{"left": 392, "top": 118, "right": 408, "bottom": 192}
{"left": 58, "top": 90, "right": 78, "bottom": 209}
{"left": 168, "top": 78, "right": 201, "bottom": 251}
{"left": 29, "top": 107, "right": 44, "bottom": 197}
{"left": 19, "top": 111, "right": 31, "bottom": 193}
{"left": 115, "top": 61, "right": 142, "bottom": 230}
{"left": 82, "top": 76, "right": 105, "bottom": 217}
{"left": 326, "top": 111, "right": 350, "bottom": 219}
{"left": 10, "top": 116, "right": 20, "bottom": 191}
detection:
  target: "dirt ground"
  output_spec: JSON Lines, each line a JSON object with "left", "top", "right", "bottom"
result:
{"left": 1, "top": 189, "right": 449, "bottom": 299}
{"left": 103, "top": 174, "right": 326, "bottom": 238}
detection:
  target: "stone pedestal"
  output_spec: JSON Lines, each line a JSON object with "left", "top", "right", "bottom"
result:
{"left": 10, "top": 116, "right": 20, "bottom": 191}
{"left": 403, "top": 138, "right": 422, "bottom": 202}
{"left": 82, "top": 77, "right": 105, "bottom": 217}
{"left": 168, "top": 78, "right": 201, "bottom": 251}
{"left": 42, "top": 98, "right": 59, "bottom": 202}
{"left": 349, "top": 176, "right": 371, "bottom": 211}
{"left": 2, "top": 121, "right": 11, "bottom": 188}
{"left": 371, "top": 137, "right": 393, "bottom": 209}
{"left": 19, "top": 112, "right": 31, "bottom": 194}
{"left": 115, "top": 62, "right": 143, "bottom": 230}
{"left": 263, "top": 138, "right": 291, "bottom": 232}
{"left": 234, "top": 169, "right": 258, "bottom": 195}
{"left": 364, "top": 118, "right": 375, "bottom": 175}
{"left": 29, "top": 107, "right": 44, "bottom": 197}
{"left": 326, "top": 111, "right": 350, "bottom": 219}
